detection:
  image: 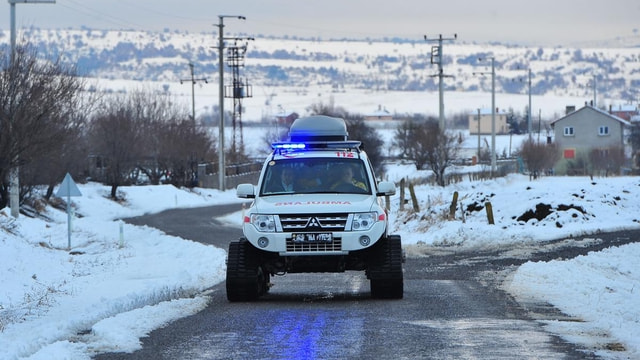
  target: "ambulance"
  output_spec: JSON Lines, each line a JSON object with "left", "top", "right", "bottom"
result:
{"left": 226, "top": 115, "right": 403, "bottom": 301}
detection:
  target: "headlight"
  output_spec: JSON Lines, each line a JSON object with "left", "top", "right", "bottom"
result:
{"left": 250, "top": 214, "right": 276, "bottom": 232}
{"left": 350, "top": 212, "right": 377, "bottom": 231}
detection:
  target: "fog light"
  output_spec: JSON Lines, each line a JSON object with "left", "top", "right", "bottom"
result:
{"left": 359, "top": 235, "right": 371, "bottom": 246}
{"left": 257, "top": 237, "right": 269, "bottom": 248}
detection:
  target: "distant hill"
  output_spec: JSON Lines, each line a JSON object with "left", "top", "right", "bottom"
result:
{"left": 1, "top": 28, "right": 639, "bottom": 108}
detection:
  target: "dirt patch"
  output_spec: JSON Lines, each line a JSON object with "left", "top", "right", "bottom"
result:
{"left": 516, "top": 203, "right": 586, "bottom": 223}
{"left": 516, "top": 203, "right": 552, "bottom": 222}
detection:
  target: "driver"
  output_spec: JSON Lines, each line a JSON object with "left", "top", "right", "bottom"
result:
{"left": 330, "top": 164, "right": 366, "bottom": 191}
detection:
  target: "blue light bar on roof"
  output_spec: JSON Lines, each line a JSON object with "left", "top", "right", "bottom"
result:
{"left": 271, "top": 141, "right": 362, "bottom": 150}
{"left": 272, "top": 142, "right": 306, "bottom": 149}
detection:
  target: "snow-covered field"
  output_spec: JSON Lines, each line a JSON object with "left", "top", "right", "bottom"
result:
{"left": 1, "top": 169, "right": 639, "bottom": 359}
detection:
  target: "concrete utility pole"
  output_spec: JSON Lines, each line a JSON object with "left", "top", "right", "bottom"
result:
{"left": 477, "top": 108, "right": 481, "bottom": 162}
{"left": 474, "top": 57, "right": 497, "bottom": 175}
{"left": 514, "top": 66, "right": 533, "bottom": 140}
{"left": 216, "top": 15, "right": 245, "bottom": 191}
{"left": 180, "top": 63, "right": 208, "bottom": 123}
{"left": 424, "top": 34, "right": 457, "bottom": 130}
{"left": 8, "top": 0, "right": 55, "bottom": 218}
{"left": 527, "top": 68, "right": 532, "bottom": 140}
{"left": 592, "top": 74, "right": 597, "bottom": 108}
{"left": 490, "top": 59, "right": 496, "bottom": 175}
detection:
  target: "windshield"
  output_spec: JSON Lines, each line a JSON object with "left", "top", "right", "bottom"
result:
{"left": 260, "top": 158, "right": 371, "bottom": 195}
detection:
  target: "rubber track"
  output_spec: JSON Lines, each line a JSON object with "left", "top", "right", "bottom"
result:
{"left": 226, "top": 238, "right": 261, "bottom": 301}
{"left": 369, "top": 235, "right": 404, "bottom": 299}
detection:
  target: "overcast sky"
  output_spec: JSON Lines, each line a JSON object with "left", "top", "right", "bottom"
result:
{"left": 1, "top": 0, "right": 639, "bottom": 46}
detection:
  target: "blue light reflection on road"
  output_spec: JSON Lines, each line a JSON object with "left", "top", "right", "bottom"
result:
{"left": 260, "top": 308, "right": 364, "bottom": 360}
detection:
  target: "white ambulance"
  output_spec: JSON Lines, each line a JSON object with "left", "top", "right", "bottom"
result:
{"left": 227, "top": 115, "right": 403, "bottom": 301}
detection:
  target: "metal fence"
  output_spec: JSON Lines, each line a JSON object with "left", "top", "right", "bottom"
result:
{"left": 197, "top": 162, "right": 262, "bottom": 190}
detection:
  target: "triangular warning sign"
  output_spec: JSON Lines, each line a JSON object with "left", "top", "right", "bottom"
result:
{"left": 56, "top": 173, "right": 82, "bottom": 197}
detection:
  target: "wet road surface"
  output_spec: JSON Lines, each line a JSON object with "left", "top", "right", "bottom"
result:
{"left": 93, "top": 204, "right": 639, "bottom": 359}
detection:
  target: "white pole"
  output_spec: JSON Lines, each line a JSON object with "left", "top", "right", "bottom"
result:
{"left": 9, "top": 2, "right": 18, "bottom": 218}
{"left": 477, "top": 108, "right": 481, "bottom": 161}
{"left": 119, "top": 221, "right": 124, "bottom": 248}
{"left": 66, "top": 175, "right": 72, "bottom": 250}
{"left": 8, "top": 0, "right": 56, "bottom": 218}
{"left": 218, "top": 17, "right": 225, "bottom": 191}
{"left": 528, "top": 68, "right": 532, "bottom": 141}
{"left": 438, "top": 39, "right": 444, "bottom": 130}
{"left": 491, "top": 58, "right": 496, "bottom": 175}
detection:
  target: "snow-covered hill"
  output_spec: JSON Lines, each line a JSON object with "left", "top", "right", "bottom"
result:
{"left": 1, "top": 29, "right": 638, "bottom": 122}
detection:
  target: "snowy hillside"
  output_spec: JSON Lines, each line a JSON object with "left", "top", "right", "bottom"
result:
{"left": 1, "top": 28, "right": 639, "bottom": 122}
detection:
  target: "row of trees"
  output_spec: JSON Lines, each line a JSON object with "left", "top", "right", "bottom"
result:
{"left": 0, "top": 47, "right": 218, "bottom": 208}
{"left": 281, "top": 99, "right": 564, "bottom": 187}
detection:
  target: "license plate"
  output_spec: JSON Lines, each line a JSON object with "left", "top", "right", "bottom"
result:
{"left": 292, "top": 233, "right": 333, "bottom": 243}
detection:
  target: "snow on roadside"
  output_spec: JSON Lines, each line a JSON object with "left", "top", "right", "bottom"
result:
{"left": 0, "top": 184, "right": 242, "bottom": 360}
{"left": 1, "top": 173, "right": 640, "bottom": 359}
{"left": 507, "top": 244, "right": 640, "bottom": 358}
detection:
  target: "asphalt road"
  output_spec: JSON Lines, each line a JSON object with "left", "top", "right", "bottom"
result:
{"left": 93, "top": 204, "right": 639, "bottom": 360}
{"left": 122, "top": 202, "right": 249, "bottom": 248}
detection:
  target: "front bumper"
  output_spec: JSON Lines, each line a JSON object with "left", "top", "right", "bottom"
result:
{"left": 242, "top": 221, "right": 387, "bottom": 255}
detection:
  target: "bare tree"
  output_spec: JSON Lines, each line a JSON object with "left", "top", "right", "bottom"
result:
{"left": 89, "top": 89, "right": 215, "bottom": 193}
{"left": 88, "top": 95, "right": 145, "bottom": 199}
{"left": 518, "top": 139, "right": 559, "bottom": 179}
{"left": 21, "top": 111, "right": 89, "bottom": 201}
{"left": 589, "top": 146, "right": 625, "bottom": 177}
{"left": 161, "top": 118, "right": 215, "bottom": 187}
{"left": 306, "top": 98, "right": 345, "bottom": 118}
{"left": 393, "top": 118, "right": 462, "bottom": 186}
{"left": 261, "top": 124, "right": 289, "bottom": 152}
{"left": 345, "top": 116, "right": 384, "bottom": 175}
{"left": 307, "top": 100, "right": 385, "bottom": 175}
{"left": 423, "top": 122, "right": 464, "bottom": 187}
{"left": 0, "top": 46, "right": 84, "bottom": 208}
{"left": 393, "top": 119, "right": 430, "bottom": 167}
{"left": 131, "top": 90, "right": 193, "bottom": 185}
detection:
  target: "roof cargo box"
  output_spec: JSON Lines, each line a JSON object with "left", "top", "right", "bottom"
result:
{"left": 288, "top": 115, "right": 348, "bottom": 142}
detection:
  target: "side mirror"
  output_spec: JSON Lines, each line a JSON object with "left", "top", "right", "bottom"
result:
{"left": 376, "top": 181, "right": 396, "bottom": 196}
{"left": 236, "top": 183, "right": 255, "bottom": 198}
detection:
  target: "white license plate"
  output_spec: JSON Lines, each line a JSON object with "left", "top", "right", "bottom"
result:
{"left": 292, "top": 233, "right": 333, "bottom": 243}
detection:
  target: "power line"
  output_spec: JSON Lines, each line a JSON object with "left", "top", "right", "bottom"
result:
{"left": 424, "top": 33, "right": 457, "bottom": 130}
{"left": 179, "top": 63, "right": 208, "bottom": 123}
{"left": 62, "top": 0, "right": 139, "bottom": 29}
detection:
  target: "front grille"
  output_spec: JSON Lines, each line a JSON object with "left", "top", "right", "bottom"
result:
{"left": 286, "top": 237, "right": 343, "bottom": 252}
{"left": 279, "top": 214, "right": 348, "bottom": 232}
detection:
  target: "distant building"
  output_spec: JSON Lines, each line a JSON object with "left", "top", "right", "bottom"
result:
{"left": 364, "top": 105, "right": 393, "bottom": 121}
{"left": 468, "top": 108, "right": 509, "bottom": 135}
{"left": 274, "top": 112, "right": 299, "bottom": 127}
{"left": 609, "top": 104, "right": 638, "bottom": 121}
{"left": 550, "top": 104, "right": 628, "bottom": 162}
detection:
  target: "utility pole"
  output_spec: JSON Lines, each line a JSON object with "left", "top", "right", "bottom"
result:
{"left": 477, "top": 108, "right": 481, "bottom": 162}
{"left": 216, "top": 15, "right": 245, "bottom": 191}
{"left": 592, "top": 74, "right": 597, "bottom": 108}
{"left": 514, "top": 66, "right": 533, "bottom": 140}
{"left": 527, "top": 68, "right": 532, "bottom": 140}
{"left": 180, "top": 63, "right": 208, "bottom": 123}
{"left": 474, "top": 57, "right": 497, "bottom": 175}
{"left": 490, "top": 58, "right": 496, "bottom": 175}
{"left": 8, "top": 0, "right": 55, "bottom": 218}
{"left": 424, "top": 34, "right": 457, "bottom": 130}
{"left": 225, "top": 37, "right": 253, "bottom": 156}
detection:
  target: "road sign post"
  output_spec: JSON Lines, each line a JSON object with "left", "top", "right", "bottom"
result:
{"left": 56, "top": 173, "right": 82, "bottom": 250}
